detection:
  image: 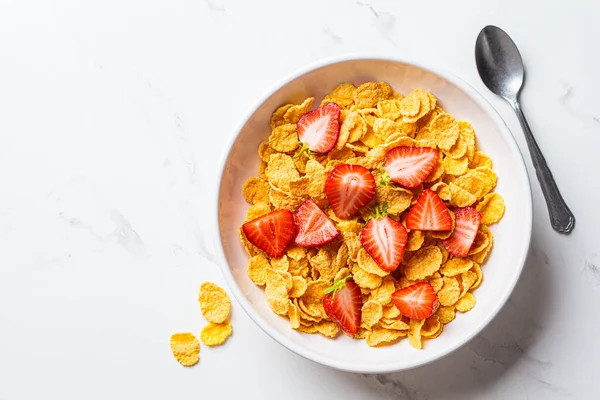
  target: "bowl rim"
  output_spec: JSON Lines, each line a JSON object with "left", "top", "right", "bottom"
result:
{"left": 213, "top": 54, "right": 532, "bottom": 373}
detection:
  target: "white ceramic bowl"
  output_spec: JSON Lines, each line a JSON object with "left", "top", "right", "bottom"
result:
{"left": 215, "top": 56, "right": 532, "bottom": 373}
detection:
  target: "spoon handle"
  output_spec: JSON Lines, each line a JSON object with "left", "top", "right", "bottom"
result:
{"left": 509, "top": 100, "right": 575, "bottom": 233}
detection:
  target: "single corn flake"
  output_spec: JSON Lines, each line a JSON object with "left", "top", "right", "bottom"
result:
{"left": 200, "top": 321, "right": 233, "bottom": 347}
{"left": 436, "top": 306, "right": 456, "bottom": 324}
{"left": 470, "top": 262, "right": 483, "bottom": 290}
{"left": 408, "top": 318, "right": 426, "bottom": 349}
{"left": 421, "top": 315, "right": 442, "bottom": 337}
{"left": 265, "top": 268, "right": 290, "bottom": 315}
{"left": 377, "top": 99, "right": 402, "bottom": 120}
{"left": 322, "top": 83, "right": 356, "bottom": 108}
{"left": 402, "top": 246, "right": 443, "bottom": 280}
{"left": 352, "top": 265, "right": 383, "bottom": 289}
{"left": 443, "top": 155, "right": 469, "bottom": 176}
{"left": 440, "top": 258, "right": 474, "bottom": 277}
{"left": 460, "top": 270, "right": 478, "bottom": 296}
{"left": 437, "top": 277, "right": 460, "bottom": 307}
{"left": 243, "top": 177, "right": 270, "bottom": 205}
{"left": 430, "top": 113, "right": 459, "bottom": 151}
{"left": 283, "top": 97, "right": 315, "bottom": 124}
{"left": 258, "top": 141, "right": 277, "bottom": 163}
{"left": 265, "top": 153, "right": 299, "bottom": 190}
{"left": 376, "top": 185, "right": 413, "bottom": 215}
{"left": 270, "top": 104, "right": 293, "bottom": 129}
{"left": 370, "top": 276, "right": 396, "bottom": 305}
{"left": 382, "top": 304, "right": 401, "bottom": 319}
{"left": 269, "top": 123, "right": 299, "bottom": 153}
{"left": 354, "top": 82, "right": 393, "bottom": 109}
{"left": 455, "top": 293, "right": 476, "bottom": 312}
{"left": 289, "top": 276, "right": 308, "bottom": 298}
{"left": 300, "top": 280, "right": 330, "bottom": 319}
{"left": 270, "top": 255, "right": 289, "bottom": 273}
{"left": 170, "top": 333, "right": 200, "bottom": 367}
{"left": 288, "top": 301, "right": 301, "bottom": 329}
{"left": 198, "top": 282, "right": 231, "bottom": 324}
{"left": 406, "top": 230, "right": 426, "bottom": 252}
{"left": 361, "top": 300, "right": 384, "bottom": 329}
{"left": 469, "top": 151, "right": 492, "bottom": 169}
{"left": 476, "top": 193, "right": 506, "bottom": 224}
{"left": 366, "top": 327, "right": 406, "bottom": 347}
{"left": 248, "top": 255, "right": 270, "bottom": 285}
{"left": 246, "top": 202, "right": 271, "bottom": 221}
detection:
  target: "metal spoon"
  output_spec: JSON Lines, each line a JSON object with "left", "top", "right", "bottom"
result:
{"left": 475, "top": 25, "right": 575, "bottom": 234}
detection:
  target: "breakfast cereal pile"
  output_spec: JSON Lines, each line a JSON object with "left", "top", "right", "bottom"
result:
{"left": 240, "top": 82, "right": 505, "bottom": 348}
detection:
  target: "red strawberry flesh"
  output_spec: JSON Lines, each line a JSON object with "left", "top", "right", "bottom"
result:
{"left": 297, "top": 103, "right": 341, "bottom": 153}
{"left": 324, "top": 164, "right": 376, "bottom": 219}
{"left": 442, "top": 207, "right": 482, "bottom": 257}
{"left": 383, "top": 146, "right": 438, "bottom": 188}
{"left": 242, "top": 209, "right": 296, "bottom": 258}
{"left": 294, "top": 199, "right": 340, "bottom": 247}
{"left": 392, "top": 282, "right": 437, "bottom": 320}
{"left": 323, "top": 279, "right": 362, "bottom": 335}
{"left": 360, "top": 216, "right": 408, "bottom": 272}
{"left": 406, "top": 189, "right": 453, "bottom": 231}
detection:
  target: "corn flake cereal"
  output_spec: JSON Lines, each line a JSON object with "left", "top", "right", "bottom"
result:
{"left": 200, "top": 321, "right": 233, "bottom": 347}
{"left": 455, "top": 293, "right": 476, "bottom": 312}
{"left": 170, "top": 333, "right": 200, "bottom": 367}
{"left": 198, "top": 282, "right": 231, "bottom": 324}
{"left": 240, "top": 81, "right": 505, "bottom": 349}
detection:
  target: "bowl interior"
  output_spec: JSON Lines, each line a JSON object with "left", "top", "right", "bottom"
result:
{"left": 217, "top": 58, "right": 531, "bottom": 373}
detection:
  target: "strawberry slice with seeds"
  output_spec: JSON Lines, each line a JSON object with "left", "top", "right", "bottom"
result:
{"left": 294, "top": 199, "right": 340, "bottom": 247}
{"left": 383, "top": 146, "right": 438, "bottom": 188}
{"left": 242, "top": 209, "right": 296, "bottom": 258}
{"left": 296, "top": 103, "right": 341, "bottom": 154}
{"left": 392, "top": 282, "right": 438, "bottom": 320}
{"left": 442, "top": 207, "right": 482, "bottom": 257}
{"left": 360, "top": 204, "right": 408, "bottom": 272}
{"left": 406, "top": 189, "right": 453, "bottom": 231}
{"left": 325, "top": 164, "right": 376, "bottom": 219}
{"left": 323, "top": 277, "right": 362, "bottom": 335}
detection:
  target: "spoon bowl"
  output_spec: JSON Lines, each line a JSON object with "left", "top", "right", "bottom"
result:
{"left": 475, "top": 26, "right": 524, "bottom": 101}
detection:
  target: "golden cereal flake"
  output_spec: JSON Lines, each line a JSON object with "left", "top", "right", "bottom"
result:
{"left": 455, "top": 293, "right": 476, "bottom": 312}
{"left": 361, "top": 300, "right": 384, "bottom": 329}
{"left": 440, "top": 258, "right": 474, "bottom": 277}
{"left": 408, "top": 318, "right": 426, "bottom": 349}
{"left": 270, "top": 104, "right": 294, "bottom": 129}
{"left": 242, "top": 177, "right": 270, "bottom": 205}
{"left": 198, "top": 282, "right": 231, "bottom": 324}
{"left": 269, "top": 123, "right": 299, "bottom": 153}
{"left": 170, "top": 333, "right": 200, "bottom": 367}
{"left": 402, "top": 246, "right": 443, "bottom": 280}
{"left": 247, "top": 255, "right": 270, "bottom": 285}
{"left": 366, "top": 326, "right": 406, "bottom": 347}
{"left": 476, "top": 193, "right": 506, "bottom": 224}
{"left": 283, "top": 97, "right": 315, "bottom": 124}
{"left": 353, "top": 82, "right": 393, "bottom": 109}
{"left": 200, "top": 321, "right": 233, "bottom": 346}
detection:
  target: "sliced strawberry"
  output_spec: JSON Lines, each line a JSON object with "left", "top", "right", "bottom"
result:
{"left": 323, "top": 277, "right": 362, "bottom": 335}
{"left": 442, "top": 207, "right": 482, "bottom": 257}
{"left": 392, "top": 282, "right": 437, "bottom": 320}
{"left": 406, "top": 189, "right": 453, "bottom": 231}
{"left": 297, "top": 103, "right": 341, "bottom": 154}
{"left": 294, "top": 199, "right": 340, "bottom": 247}
{"left": 383, "top": 146, "right": 438, "bottom": 188}
{"left": 242, "top": 209, "right": 296, "bottom": 258}
{"left": 360, "top": 212, "right": 408, "bottom": 272}
{"left": 324, "top": 164, "right": 376, "bottom": 219}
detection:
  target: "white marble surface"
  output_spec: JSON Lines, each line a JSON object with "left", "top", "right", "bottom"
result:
{"left": 0, "top": 0, "right": 599, "bottom": 399}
